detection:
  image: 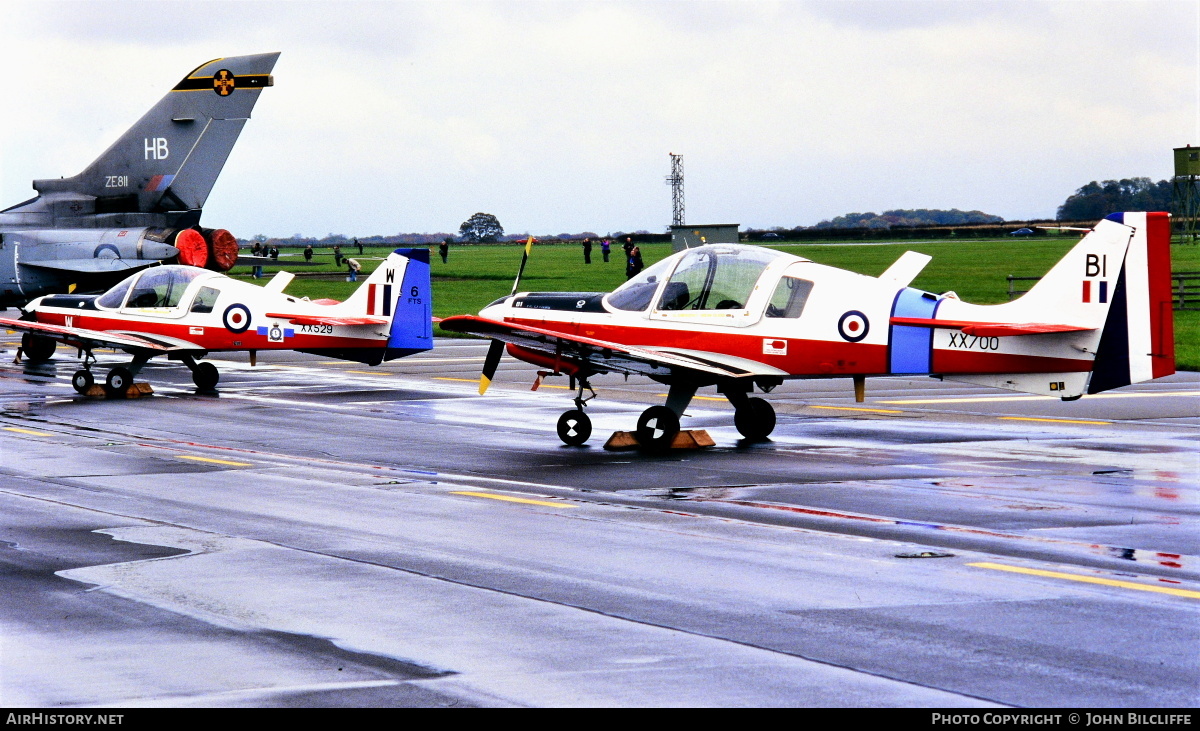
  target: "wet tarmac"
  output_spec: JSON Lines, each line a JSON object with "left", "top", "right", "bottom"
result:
{"left": 0, "top": 329, "right": 1197, "bottom": 707}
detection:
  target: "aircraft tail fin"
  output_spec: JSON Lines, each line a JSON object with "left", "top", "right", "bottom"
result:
{"left": 1085, "top": 212, "right": 1175, "bottom": 392}
{"left": 342, "top": 248, "right": 433, "bottom": 360}
{"left": 31, "top": 53, "right": 279, "bottom": 220}
{"left": 945, "top": 212, "right": 1174, "bottom": 398}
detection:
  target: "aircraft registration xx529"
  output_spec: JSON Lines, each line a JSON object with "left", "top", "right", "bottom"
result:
{"left": 0, "top": 248, "right": 432, "bottom": 395}
{"left": 441, "top": 212, "right": 1174, "bottom": 450}
{"left": 0, "top": 53, "right": 279, "bottom": 307}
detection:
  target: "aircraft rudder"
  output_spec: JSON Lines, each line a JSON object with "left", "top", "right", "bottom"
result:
{"left": 384, "top": 248, "right": 433, "bottom": 358}
{"left": 1087, "top": 212, "right": 1174, "bottom": 393}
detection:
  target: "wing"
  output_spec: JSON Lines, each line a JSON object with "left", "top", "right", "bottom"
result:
{"left": 264, "top": 313, "right": 389, "bottom": 326}
{"left": 440, "top": 314, "right": 781, "bottom": 380}
{"left": 0, "top": 317, "right": 198, "bottom": 354}
{"left": 890, "top": 317, "right": 1096, "bottom": 337}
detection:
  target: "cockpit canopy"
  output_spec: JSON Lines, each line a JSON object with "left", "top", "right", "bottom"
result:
{"left": 605, "top": 245, "right": 794, "bottom": 313}
{"left": 96, "top": 265, "right": 215, "bottom": 309}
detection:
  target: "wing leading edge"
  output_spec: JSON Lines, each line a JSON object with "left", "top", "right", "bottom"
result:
{"left": 439, "top": 314, "right": 775, "bottom": 380}
{"left": 0, "top": 317, "right": 198, "bottom": 354}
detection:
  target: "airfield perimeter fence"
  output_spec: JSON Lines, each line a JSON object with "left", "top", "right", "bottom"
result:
{"left": 1007, "top": 272, "right": 1200, "bottom": 310}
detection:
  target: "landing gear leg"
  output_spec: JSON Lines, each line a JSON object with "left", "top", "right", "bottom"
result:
{"left": 556, "top": 376, "right": 595, "bottom": 446}
{"left": 721, "top": 381, "right": 776, "bottom": 441}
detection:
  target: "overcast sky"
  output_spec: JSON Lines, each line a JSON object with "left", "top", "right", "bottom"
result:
{"left": 2, "top": 1, "right": 1196, "bottom": 238}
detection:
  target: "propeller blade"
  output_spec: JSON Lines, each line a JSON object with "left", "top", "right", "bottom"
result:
{"left": 510, "top": 235, "right": 535, "bottom": 296}
{"left": 480, "top": 339, "right": 504, "bottom": 395}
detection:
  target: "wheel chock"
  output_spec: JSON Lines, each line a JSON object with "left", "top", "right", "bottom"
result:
{"left": 84, "top": 385, "right": 107, "bottom": 399}
{"left": 123, "top": 383, "right": 154, "bottom": 399}
{"left": 603, "top": 429, "right": 715, "bottom": 451}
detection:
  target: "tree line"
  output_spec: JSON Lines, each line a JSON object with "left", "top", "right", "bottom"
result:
{"left": 242, "top": 178, "right": 1181, "bottom": 247}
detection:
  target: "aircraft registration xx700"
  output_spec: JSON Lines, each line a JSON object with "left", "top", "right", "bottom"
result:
{"left": 441, "top": 212, "right": 1174, "bottom": 450}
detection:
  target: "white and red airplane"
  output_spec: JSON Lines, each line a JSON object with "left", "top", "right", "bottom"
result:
{"left": 441, "top": 212, "right": 1174, "bottom": 450}
{"left": 1, "top": 248, "right": 432, "bottom": 395}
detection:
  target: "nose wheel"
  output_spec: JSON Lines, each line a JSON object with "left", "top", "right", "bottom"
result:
{"left": 556, "top": 409, "right": 592, "bottom": 446}
{"left": 71, "top": 369, "right": 95, "bottom": 394}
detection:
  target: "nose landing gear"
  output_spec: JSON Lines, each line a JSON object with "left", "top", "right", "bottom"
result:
{"left": 555, "top": 375, "right": 596, "bottom": 446}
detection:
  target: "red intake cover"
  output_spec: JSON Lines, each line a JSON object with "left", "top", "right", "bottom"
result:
{"left": 207, "top": 229, "right": 239, "bottom": 272}
{"left": 175, "top": 229, "right": 208, "bottom": 268}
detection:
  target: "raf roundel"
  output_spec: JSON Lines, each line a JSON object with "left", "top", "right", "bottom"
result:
{"left": 837, "top": 310, "right": 869, "bottom": 342}
{"left": 223, "top": 303, "right": 252, "bottom": 333}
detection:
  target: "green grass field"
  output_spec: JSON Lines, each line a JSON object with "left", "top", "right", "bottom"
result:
{"left": 230, "top": 237, "right": 1200, "bottom": 370}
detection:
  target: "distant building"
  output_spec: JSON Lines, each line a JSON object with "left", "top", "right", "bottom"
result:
{"left": 670, "top": 224, "right": 739, "bottom": 252}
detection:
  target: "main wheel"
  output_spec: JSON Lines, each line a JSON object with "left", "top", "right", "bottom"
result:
{"left": 71, "top": 369, "right": 95, "bottom": 394}
{"left": 192, "top": 361, "right": 220, "bottom": 391}
{"left": 556, "top": 409, "right": 592, "bottom": 446}
{"left": 21, "top": 333, "right": 56, "bottom": 361}
{"left": 104, "top": 366, "right": 133, "bottom": 396}
{"left": 636, "top": 405, "right": 680, "bottom": 452}
{"left": 734, "top": 397, "right": 776, "bottom": 440}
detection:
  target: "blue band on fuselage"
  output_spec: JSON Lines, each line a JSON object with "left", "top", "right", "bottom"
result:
{"left": 888, "top": 288, "right": 941, "bottom": 374}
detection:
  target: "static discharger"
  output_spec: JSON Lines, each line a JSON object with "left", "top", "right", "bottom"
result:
{"left": 604, "top": 430, "right": 715, "bottom": 451}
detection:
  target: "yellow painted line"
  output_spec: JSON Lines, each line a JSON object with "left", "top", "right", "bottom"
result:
{"left": 809, "top": 405, "right": 904, "bottom": 414}
{"left": 435, "top": 377, "right": 480, "bottom": 383}
{"left": 969, "top": 562, "right": 1200, "bottom": 599}
{"left": 881, "top": 390, "right": 1200, "bottom": 405}
{"left": 4, "top": 427, "right": 54, "bottom": 436}
{"left": 656, "top": 394, "right": 728, "bottom": 402}
{"left": 177, "top": 455, "right": 255, "bottom": 467}
{"left": 998, "top": 416, "right": 1110, "bottom": 426}
{"left": 451, "top": 491, "right": 575, "bottom": 508}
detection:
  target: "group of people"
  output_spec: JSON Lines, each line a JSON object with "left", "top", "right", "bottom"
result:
{"left": 580, "top": 237, "right": 642, "bottom": 279}
{"left": 250, "top": 242, "right": 280, "bottom": 260}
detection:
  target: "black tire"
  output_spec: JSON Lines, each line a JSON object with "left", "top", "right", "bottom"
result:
{"left": 734, "top": 397, "right": 776, "bottom": 440}
{"left": 104, "top": 366, "right": 133, "bottom": 396}
{"left": 71, "top": 369, "right": 94, "bottom": 394}
{"left": 192, "top": 361, "right": 219, "bottom": 391}
{"left": 636, "top": 405, "right": 680, "bottom": 452}
{"left": 21, "top": 333, "right": 56, "bottom": 361}
{"left": 556, "top": 410, "right": 592, "bottom": 446}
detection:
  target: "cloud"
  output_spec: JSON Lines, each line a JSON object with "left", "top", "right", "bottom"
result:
{"left": 2, "top": 0, "right": 1196, "bottom": 236}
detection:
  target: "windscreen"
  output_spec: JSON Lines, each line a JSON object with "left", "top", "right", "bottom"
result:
{"left": 126, "top": 266, "right": 208, "bottom": 309}
{"left": 605, "top": 256, "right": 676, "bottom": 312}
{"left": 657, "top": 246, "right": 783, "bottom": 311}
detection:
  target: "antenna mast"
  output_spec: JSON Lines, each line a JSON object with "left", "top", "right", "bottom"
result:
{"left": 666, "top": 153, "right": 684, "bottom": 227}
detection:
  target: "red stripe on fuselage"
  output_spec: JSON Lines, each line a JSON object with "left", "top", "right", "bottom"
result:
{"left": 35, "top": 310, "right": 386, "bottom": 352}
{"left": 509, "top": 316, "right": 888, "bottom": 375}
{"left": 931, "top": 349, "right": 1092, "bottom": 374}
{"left": 1146, "top": 212, "right": 1175, "bottom": 378}
{"left": 506, "top": 316, "right": 1093, "bottom": 377}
